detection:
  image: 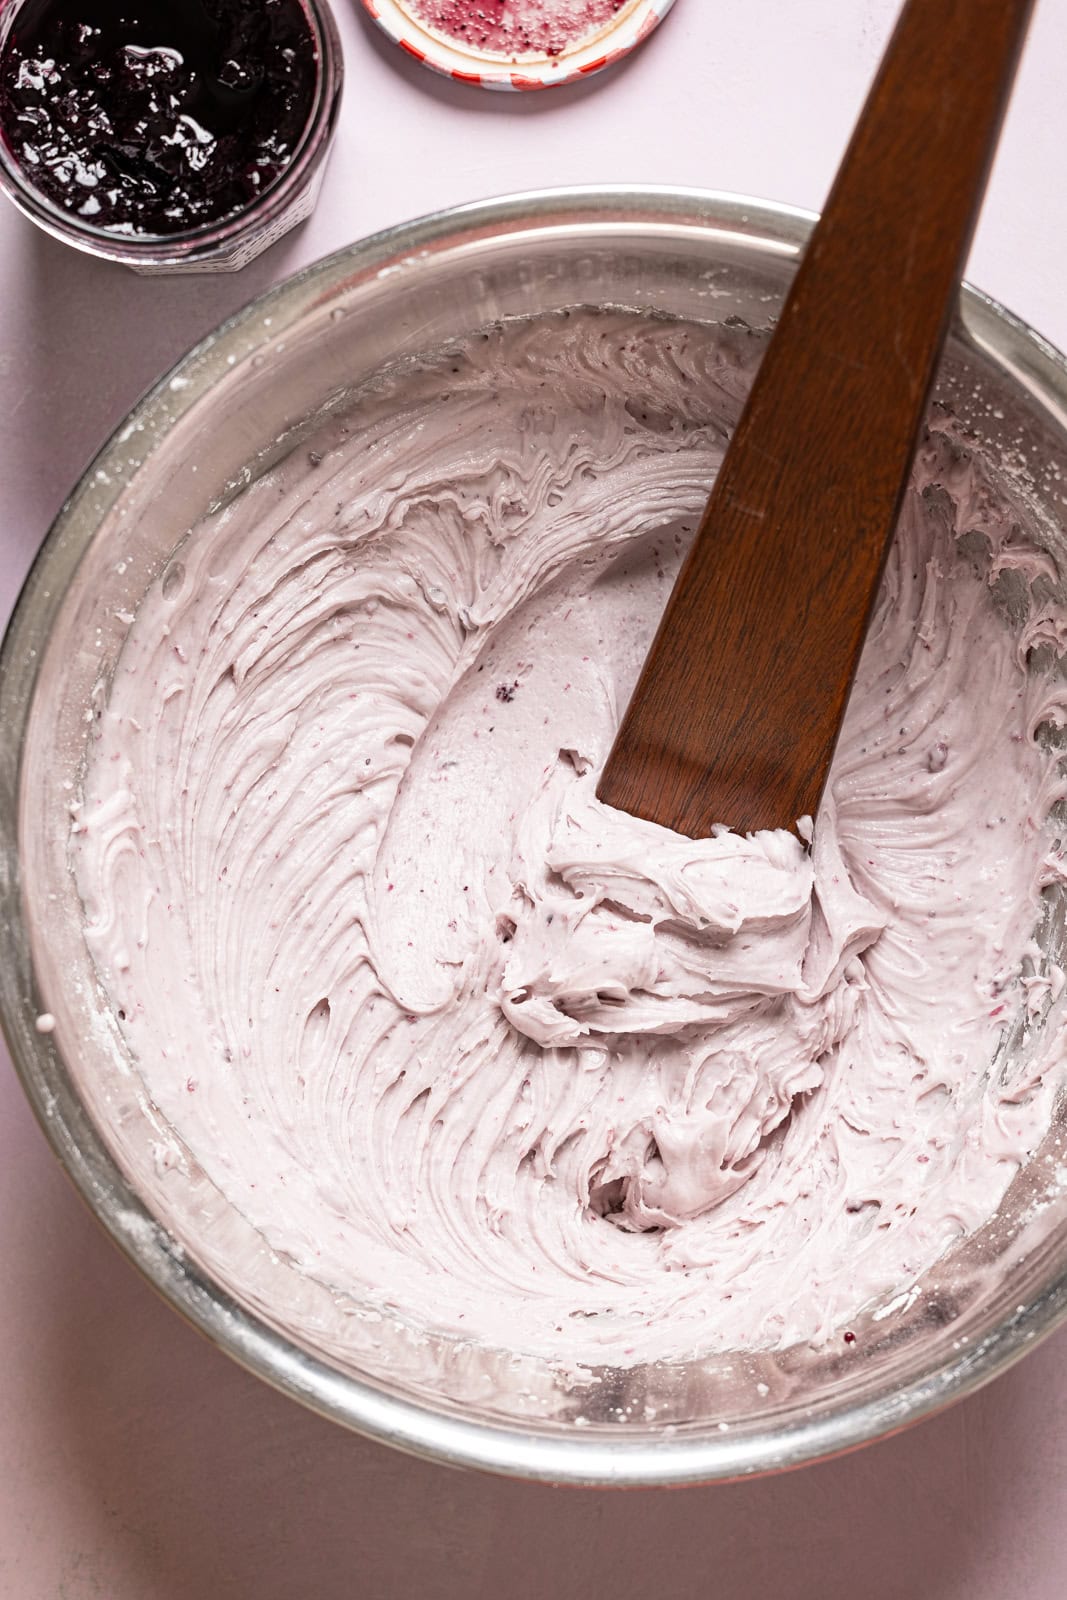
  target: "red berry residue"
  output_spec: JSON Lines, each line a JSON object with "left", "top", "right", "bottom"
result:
{"left": 0, "top": 0, "right": 318, "bottom": 236}
{"left": 407, "top": 0, "right": 629, "bottom": 59}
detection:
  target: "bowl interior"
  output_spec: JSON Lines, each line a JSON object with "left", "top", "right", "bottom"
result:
{"left": 5, "top": 190, "right": 1067, "bottom": 1484}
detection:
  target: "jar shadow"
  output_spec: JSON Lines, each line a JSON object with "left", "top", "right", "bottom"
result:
{"left": 0, "top": 219, "right": 308, "bottom": 620}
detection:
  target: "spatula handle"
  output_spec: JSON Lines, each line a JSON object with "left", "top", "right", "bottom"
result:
{"left": 597, "top": 0, "right": 1036, "bottom": 836}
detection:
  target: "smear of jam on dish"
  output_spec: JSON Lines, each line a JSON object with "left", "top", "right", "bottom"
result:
{"left": 408, "top": 0, "right": 628, "bottom": 59}
{"left": 0, "top": 0, "right": 318, "bottom": 236}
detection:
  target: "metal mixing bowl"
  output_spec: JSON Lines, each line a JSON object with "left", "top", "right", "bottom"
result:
{"left": 4, "top": 188, "right": 1067, "bottom": 1486}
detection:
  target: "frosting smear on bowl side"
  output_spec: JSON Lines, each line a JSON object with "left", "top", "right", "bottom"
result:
{"left": 74, "top": 311, "right": 1067, "bottom": 1364}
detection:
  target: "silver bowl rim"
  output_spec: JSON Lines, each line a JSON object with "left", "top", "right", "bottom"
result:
{"left": 4, "top": 184, "right": 1067, "bottom": 1488}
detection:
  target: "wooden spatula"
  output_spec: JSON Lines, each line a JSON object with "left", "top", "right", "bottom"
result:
{"left": 596, "top": 0, "right": 1036, "bottom": 838}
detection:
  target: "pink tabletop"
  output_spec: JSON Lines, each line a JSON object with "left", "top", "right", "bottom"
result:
{"left": 4, "top": 3, "right": 1067, "bottom": 1595}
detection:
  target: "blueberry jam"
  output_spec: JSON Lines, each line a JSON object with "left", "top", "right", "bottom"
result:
{"left": 408, "top": 0, "right": 628, "bottom": 59}
{"left": 0, "top": 0, "right": 318, "bottom": 236}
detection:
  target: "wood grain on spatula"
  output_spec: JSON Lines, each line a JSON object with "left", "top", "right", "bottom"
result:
{"left": 597, "top": 0, "right": 1036, "bottom": 838}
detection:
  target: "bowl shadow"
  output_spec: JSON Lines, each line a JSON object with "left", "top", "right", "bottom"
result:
{"left": 11, "top": 1082, "right": 1056, "bottom": 1600}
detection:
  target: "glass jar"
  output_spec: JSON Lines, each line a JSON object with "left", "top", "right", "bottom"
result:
{"left": 0, "top": 0, "right": 344, "bottom": 274}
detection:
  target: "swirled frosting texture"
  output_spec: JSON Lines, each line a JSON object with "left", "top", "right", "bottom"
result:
{"left": 75, "top": 312, "right": 1067, "bottom": 1362}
